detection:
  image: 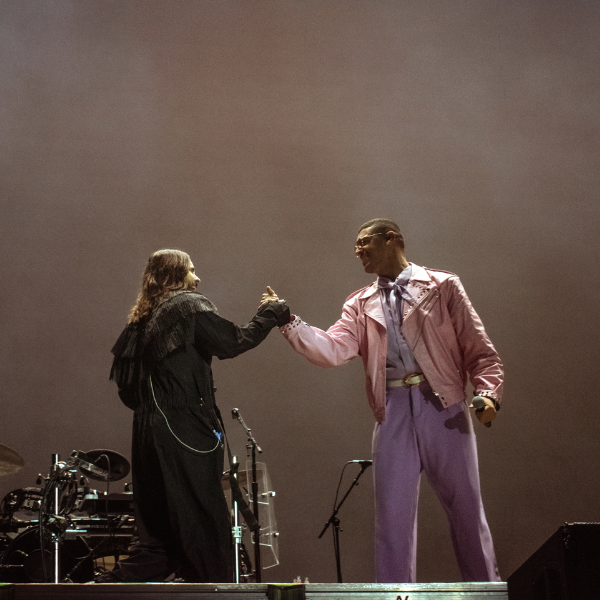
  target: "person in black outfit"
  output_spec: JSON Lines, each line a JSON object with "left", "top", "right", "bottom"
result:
{"left": 98, "top": 249, "right": 290, "bottom": 583}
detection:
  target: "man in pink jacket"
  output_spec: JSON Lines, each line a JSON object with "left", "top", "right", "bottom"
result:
{"left": 279, "top": 218, "right": 503, "bottom": 583}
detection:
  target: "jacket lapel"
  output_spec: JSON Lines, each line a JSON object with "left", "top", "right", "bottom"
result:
{"left": 358, "top": 266, "right": 437, "bottom": 328}
{"left": 359, "top": 283, "right": 386, "bottom": 328}
{"left": 406, "top": 264, "right": 436, "bottom": 306}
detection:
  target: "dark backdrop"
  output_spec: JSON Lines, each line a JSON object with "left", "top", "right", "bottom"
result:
{"left": 2, "top": 0, "right": 599, "bottom": 584}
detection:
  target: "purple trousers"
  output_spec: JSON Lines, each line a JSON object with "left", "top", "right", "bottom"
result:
{"left": 372, "top": 382, "right": 500, "bottom": 583}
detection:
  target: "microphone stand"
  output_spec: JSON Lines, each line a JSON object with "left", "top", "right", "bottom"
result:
{"left": 52, "top": 454, "right": 60, "bottom": 584}
{"left": 231, "top": 408, "right": 263, "bottom": 583}
{"left": 231, "top": 455, "right": 242, "bottom": 584}
{"left": 318, "top": 462, "right": 371, "bottom": 583}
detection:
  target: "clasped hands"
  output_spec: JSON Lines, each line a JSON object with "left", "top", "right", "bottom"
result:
{"left": 258, "top": 285, "right": 281, "bottom": 308}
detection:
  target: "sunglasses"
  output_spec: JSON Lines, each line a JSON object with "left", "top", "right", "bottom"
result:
{"left": 354, "top": 232, "right": 387, "bottom": 250}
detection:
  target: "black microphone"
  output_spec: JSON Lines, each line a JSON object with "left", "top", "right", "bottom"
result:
{"left": 349, "top": 460, "right": 373, "bottom": 468}
{"left": 231, "top": 408, "right": 239, "bottom": 419}
{"left": 473, "top": 396, "right": 492, "bottom": 428}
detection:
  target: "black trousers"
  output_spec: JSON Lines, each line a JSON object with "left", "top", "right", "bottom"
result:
{"left": 111, "top": 411, "right": 233, "bottom": 583}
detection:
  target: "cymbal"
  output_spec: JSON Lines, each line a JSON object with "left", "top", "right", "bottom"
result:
{"left": 79, "top": 449, "right": 130, "bottom": 482}
{"left": 0, "top": 444, "right": 25, "bottom": 476}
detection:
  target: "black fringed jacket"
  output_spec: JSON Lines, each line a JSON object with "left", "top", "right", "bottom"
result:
{"left": 110, "top": 291, "right": 289, "bottom": 428}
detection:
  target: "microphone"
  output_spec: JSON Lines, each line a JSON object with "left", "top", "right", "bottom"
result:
{"left": 231, "top": 408, "right": 239, "bottom": 419}
{"left": 349, "top": 460, "right": 373, "bottom": 468}
{"left": 472, "top": 396, "right": 492, "bottom": 428}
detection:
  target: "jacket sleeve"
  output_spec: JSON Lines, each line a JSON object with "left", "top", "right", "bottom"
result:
{"left": 280, "top": 301, "right": 361, "bottom": 368}
{"left": 194, "top": 300, "right": 290, "bottom": 360}
{"left": 445, "top": 277, "right": 504, "bottom": 403}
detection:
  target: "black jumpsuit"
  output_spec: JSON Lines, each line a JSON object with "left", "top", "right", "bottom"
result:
{"left": 108, "top": 291, "right": 288, "bottom": 582}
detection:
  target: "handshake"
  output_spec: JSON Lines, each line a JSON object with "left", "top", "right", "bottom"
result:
{"left": 258, "top": 285, "right": 284, "bottom": 309}
{"left": 258, "top": 285, "right": 290, "bottom": 327}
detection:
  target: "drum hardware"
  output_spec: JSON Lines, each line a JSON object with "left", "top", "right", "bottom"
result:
{"left": 0, "top": 527, "right": 93, "bottom": 583}
{"left": 2, "top": 442, "right": 282, "bottom": 583}
{"left": 0, "top": 519, "right": 26, "bottom": 534}
{"left": 75, "top": 450, "right": 130, "bottom": 483}
{"left": 78, "top": 491, "right": 134, "bottom": 515}
{"left": 0, "top": 449, "right": 133, "bottom": 584}
{"left": 0, "top": 488, "right": 42, "bottom": 522}
{"left": 71, "top": 515, "right": 135, "bottom": 537}
{"left": 59, "top": 515, "right": 136, "bottom": 584}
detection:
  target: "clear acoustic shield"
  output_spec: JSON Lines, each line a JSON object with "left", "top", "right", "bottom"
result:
{"left": 244, "top": 461, "right": 279, "bottom": 569}
{"left": 221, "top": 461, "right": 279, "bottom": 576}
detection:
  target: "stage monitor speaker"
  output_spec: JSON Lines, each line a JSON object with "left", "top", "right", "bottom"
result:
{"left": 507, "top": 522, "right": 600, "bottom": 600}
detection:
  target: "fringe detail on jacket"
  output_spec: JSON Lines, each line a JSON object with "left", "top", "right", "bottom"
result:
{"left": 110, "top": 291, "right": 218, "bottom": 388}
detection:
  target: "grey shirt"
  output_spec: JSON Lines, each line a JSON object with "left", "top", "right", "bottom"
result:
{"left": 378, "top": 265, "right": 422, "bottom": 381}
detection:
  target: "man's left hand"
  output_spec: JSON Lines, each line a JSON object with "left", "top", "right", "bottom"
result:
{"left": 474, "top": 397, "right": 497, "bottom": 426}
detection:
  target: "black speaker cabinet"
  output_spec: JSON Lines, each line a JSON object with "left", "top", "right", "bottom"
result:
{"left": 507, "top": 522, "right": 600, "bottom": 600}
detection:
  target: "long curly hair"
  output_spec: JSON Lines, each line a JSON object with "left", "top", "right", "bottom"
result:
{"left": 128, "top": 249, "right": 193, "bottom": 323}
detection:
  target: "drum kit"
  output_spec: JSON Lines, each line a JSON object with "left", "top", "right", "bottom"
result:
{"left": 0, "top": 418, "right": 280, "bottom": 585}
{"left": 0, "top": 443, "right": 135, "bottom": 583}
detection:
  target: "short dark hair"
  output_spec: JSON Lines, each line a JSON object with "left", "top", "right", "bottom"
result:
{"left": 358, "top": 218, "right": 404, "bottom": 249}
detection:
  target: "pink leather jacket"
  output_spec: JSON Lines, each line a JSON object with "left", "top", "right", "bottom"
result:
{"left": 280, "top": 264, "right": 503, "bottom": 422}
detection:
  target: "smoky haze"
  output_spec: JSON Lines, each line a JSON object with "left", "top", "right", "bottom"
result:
{"left": 1, "top": 0, "right": 599, "bottom": 583}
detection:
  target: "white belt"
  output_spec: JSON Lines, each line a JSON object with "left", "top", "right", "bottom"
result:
{"left": 386, "top": 373, "right": 426, "bottom": 389}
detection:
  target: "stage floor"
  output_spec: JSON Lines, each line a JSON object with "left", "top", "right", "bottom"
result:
{"left": 0, "top": 582, "right": 508, "bottom": 600}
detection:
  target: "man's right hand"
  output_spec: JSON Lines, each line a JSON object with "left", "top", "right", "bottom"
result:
{"left": 473, "top": 396, "right": 497, "bottom": 427}
{"left": 259, "top": 285, "right": 279, "bottom": 308}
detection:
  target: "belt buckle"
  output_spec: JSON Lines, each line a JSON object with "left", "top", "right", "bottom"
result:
{"left": 402, "top": 372, "right": 420, "bottom": 387}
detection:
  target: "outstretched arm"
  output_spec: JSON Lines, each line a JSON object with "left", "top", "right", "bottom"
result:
{"left": 195, "top": 287, "right": 290, "bottom": 359}
{"left": 280, "top": 302, "right": 361, "bottom": 368}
